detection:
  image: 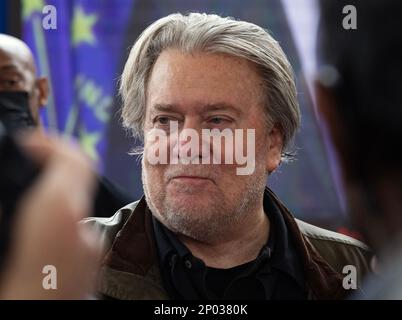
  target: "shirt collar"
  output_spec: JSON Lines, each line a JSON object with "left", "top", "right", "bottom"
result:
{"left": 151, "top": 187, "right": 305, "bottom": 290}
{"left": 262, "top": 188, "right": 305, "bottom": 289}
{"left": 152, "top": 214, "right": 194, "bottom": 266}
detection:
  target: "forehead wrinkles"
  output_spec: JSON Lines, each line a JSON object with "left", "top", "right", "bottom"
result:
{"left": 146, "top": 50, "right": 266, "bottom": 113}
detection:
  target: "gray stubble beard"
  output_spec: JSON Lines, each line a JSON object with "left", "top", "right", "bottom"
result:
{"left": 142, "top": 162, "right": 267, "bottom": 244}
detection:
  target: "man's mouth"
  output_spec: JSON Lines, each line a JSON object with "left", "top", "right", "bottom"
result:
{"left": 169, "top": 175, "right": 215, "bottom": 185}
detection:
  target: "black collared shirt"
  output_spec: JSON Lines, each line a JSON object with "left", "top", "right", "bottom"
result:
{"left": 152, "top": 188, "right": 307, "bottom": 300}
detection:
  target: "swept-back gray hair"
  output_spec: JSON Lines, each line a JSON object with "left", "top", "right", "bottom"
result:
{"left": 119, "top": 12, "right": 300, "bottom": 159}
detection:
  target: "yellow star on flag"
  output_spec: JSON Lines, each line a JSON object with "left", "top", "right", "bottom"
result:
{"left": 71, "top": 6, "right": 98, "bottom": 46}
{"left": 22, "top": 0, "right": 44, "bottom": 20}
{"left": 79, "top": 128, "right": 101, "bottom": 161}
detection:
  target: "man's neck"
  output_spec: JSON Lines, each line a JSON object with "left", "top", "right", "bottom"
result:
{"left": 178, "top": 206, "right": 270, "bottom": 269}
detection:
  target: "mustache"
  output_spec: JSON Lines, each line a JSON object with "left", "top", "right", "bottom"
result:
{"left": 164, "top": 165, "right": 219, "bottom": 183}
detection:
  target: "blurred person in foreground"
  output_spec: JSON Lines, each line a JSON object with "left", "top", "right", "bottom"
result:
{"left": 0, "top": 34, "right": 102, "bottom": 299}
{"left": 317, "top": 0, "right": 402, "bottom": 299}
{"left": 0, "top": 131, "right": 101, "bottom": 299}
{"left": 0, "top": 33, "right": 132, "bottom": 218}
{"left": 84, "top": 13, "right": 372, "bottom": 300}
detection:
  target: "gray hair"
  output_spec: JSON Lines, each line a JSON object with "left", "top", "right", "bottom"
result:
{"left": 119, "top": 12, "right": 300, "bottom": 160}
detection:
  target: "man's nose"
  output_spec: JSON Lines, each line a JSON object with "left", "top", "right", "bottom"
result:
{"left": 178, "top": 118, "right": 202, "bottom": 146}
{"left": 173, "top": 118, "right": 210, "bottom": 163}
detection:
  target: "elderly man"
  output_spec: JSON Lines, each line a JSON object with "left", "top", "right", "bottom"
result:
{"left": 87, "top": 13, "right": 371, "bottom": 300}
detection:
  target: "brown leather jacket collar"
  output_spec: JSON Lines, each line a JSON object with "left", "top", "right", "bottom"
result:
{"left": 265, "top": 189, "right": 347, "bottom": 299}
{"left": 100, "top": 188, "right": 365, "bottom": 299}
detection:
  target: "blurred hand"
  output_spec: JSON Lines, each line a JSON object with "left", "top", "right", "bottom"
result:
{"left": 0, "top": 131, "right": 101, "bottom": 299}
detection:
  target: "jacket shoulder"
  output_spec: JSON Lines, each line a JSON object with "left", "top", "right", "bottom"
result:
{"left": 296, "top": 219, "right": 372, "bottom": 280}
{"left": 296, "top": 219, "right": 369, "bottom": 250}
{"left": 81, "top": 200, "right": 140, "bottom": 253}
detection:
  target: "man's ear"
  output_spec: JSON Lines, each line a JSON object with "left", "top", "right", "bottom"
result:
{"left": 36, "top": 77, "right": 49, "bottom": 108}
{"left": 266, "top": 124, "right": 283, "bottom": 174}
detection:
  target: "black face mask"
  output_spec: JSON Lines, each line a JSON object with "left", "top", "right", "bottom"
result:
{"left": 0, "top": 91, "right": 35, "bottom": 133}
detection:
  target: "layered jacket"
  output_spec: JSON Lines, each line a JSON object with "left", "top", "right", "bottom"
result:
{"left": 83, "top": 188, "right": 372, "bottom": 300}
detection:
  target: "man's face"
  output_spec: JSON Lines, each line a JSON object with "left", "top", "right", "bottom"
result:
{"left": 142, "top": 49, "right": 283, "bottom": 242}
{"left": 0, "top": 47, "right": 45, "bottom": 124}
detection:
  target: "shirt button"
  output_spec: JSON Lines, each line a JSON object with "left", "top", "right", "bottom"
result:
{"left": 184, "top": 260, "right": 192, "bottom": 269}
{"left": 262, "top": 246, "right": 272, "bottom": 259}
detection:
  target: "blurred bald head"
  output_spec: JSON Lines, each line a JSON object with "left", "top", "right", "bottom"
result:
{"left": 0, "top": 34, "right": 48, "bottom": 125}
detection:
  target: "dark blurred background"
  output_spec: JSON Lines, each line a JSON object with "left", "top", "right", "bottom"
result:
{"left": 0, "top": 0, "right": 353, "bottom": 234}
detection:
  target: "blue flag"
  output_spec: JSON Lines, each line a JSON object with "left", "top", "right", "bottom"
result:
{"left": 22, "top": 0, "right": 134, "bottom": 172}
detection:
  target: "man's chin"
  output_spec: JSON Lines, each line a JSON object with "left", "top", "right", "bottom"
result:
{"left": 165, "top": 181, "right": 214, "bottom": 199}
{"left": 159, "top": 202, "right": 221, "bottom": 241}
{"left": 165, "top": 192, "right": 211, "bottom": 210}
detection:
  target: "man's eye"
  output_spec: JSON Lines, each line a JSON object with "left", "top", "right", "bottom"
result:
{"left": 0, "top": 79, "right": 19, "bottom": 88}
{"left": 208, "top": 117, "right": 229, "bottom": 124}
{"left": 154, "top": 116, "right": 171, "bottom": 125}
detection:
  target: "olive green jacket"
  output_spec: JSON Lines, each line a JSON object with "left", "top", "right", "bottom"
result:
{"left": 83, "top": 188, "right": 372, "bottom": 300}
